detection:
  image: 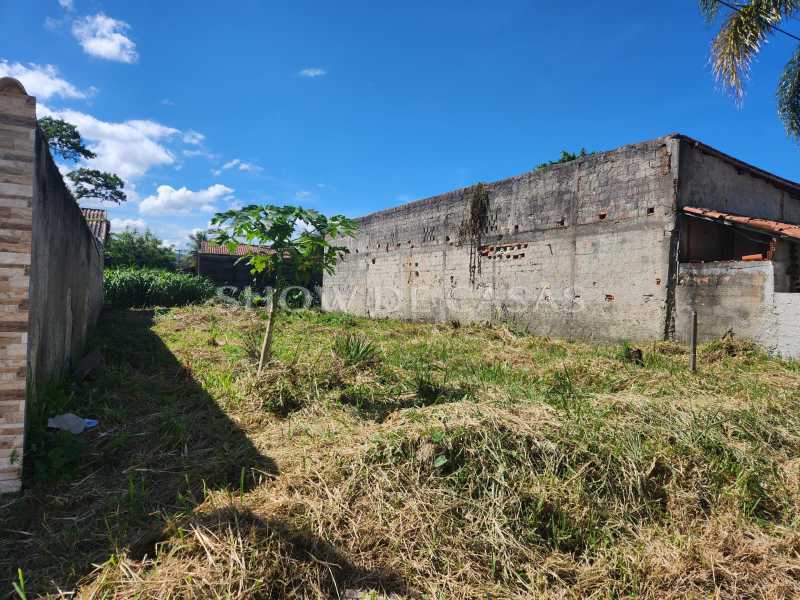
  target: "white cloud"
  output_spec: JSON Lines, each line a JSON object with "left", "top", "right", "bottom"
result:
{"left": 161, "top": 98, "right": 175, "bottom": 106}
{"left": 299, "top": 67, "right": 326, "bottom": 78}
{"left": 0, "top": 60, "right": 87, "bottom": 100}
{"left": 139, "top": 184, "right": 233, "bottom": 215}
{"left": 183, "top": 130, "right": 204, "bottom": 145}
{"left": 220, "top": 158, "right": 262, "bottom": 172}
{"left": 183, "top": 149, "right": 216, "bottom": 160}
{"left": 72, "top": 13, "right": 138, "bottom": 63}
{"left": 295, "top": 190, "right": 312, "bottom": 200}
{"left": 38, "top": 105, "right": 178, "bottom": 180}
{"left": 111, "top": 217, "right": 146, "bottom": 232}
{"left": 58, "top": 0, "right": 74, "bottom": 9}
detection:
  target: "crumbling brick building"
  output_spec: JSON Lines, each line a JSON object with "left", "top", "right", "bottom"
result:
{"left": 322, "top": 134, "right": 800, "bottom": 357}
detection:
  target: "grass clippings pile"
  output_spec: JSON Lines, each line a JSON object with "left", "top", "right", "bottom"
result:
{"left": 2, "top": 305, "right": 799, "bottom": 598}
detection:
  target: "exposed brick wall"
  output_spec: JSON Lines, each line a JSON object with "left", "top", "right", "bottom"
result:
{"left": 0, "top": 78, "right": 104, "bottom": 494}
{"left": 323, "top": 136, "right": 680, "bottom": 341}
{"left": 0, "top": 82, "right": 34, "bottom": 494}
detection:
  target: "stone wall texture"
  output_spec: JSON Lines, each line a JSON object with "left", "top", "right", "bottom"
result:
{"left": 323, "top": 136, "right": 681, "bottom": 341}
{"left": 0, "top": 79, "right": 103, "bottom": 494}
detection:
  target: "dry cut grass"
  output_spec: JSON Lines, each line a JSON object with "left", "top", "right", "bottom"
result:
{"left": 2, "top": 305, "right": 800, "bottom": 599}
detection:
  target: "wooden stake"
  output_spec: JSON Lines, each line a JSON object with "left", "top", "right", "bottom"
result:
{"left": 690, "top": 310, "right": 698, "bottom": 373}
{"left": 257, "top": 288, "right": 280, "bottom": 376}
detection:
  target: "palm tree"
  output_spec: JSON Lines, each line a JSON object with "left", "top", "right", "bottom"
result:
{"left": 188, "top": 230, "right": 208, "bottom": 253}
{"left": 186, "top": 230, "right": 208, "bottom": 273}
{"left": 700, "top": 0, "right": 800, "bottom": 138}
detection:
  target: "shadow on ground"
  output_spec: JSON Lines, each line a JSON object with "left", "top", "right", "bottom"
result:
{"left": 0, "top": 310, "right": 278, "bottom": 595}
{"left": 126, "top": 506, "right": 410, "bottom": 597}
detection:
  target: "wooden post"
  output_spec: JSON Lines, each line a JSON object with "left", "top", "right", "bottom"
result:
{"left": 690, "top": 310, "right": 698, "bottom": 373}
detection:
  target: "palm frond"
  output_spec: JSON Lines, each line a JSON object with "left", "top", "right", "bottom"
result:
{"left": 699, "top": 0, "right": 723, "bottom": 21}
{"left": 711, "top": 2, "right": 774, "bottom": 100}
{"left": 709, "top": 1, "right": 800, "bottom": 100}
{"left": 778, "top": 45, "right": 800, "bottom": 137}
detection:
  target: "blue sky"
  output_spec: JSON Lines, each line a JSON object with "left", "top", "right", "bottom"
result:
{"left": 2, "top": 1, "right": 799, "bottom": 247}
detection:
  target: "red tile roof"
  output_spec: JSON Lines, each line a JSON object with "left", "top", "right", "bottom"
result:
{"left": 80, "top": 208, "right": 110, "bottom": 244}
{"left": 682, "top": 207, "right": 800, "bottom": 242}
{"left": 199, "top": 240, "right": 271, "bottom": 256}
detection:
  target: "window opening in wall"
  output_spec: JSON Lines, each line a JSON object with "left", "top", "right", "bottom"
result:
{"left": 776, "top": 240, "right": 800, "bottom": 293}
{"left": 680, "top": 213, "right": 800, "bottom": 293}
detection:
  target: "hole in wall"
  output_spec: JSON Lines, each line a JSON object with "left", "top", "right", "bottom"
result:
{"left": 371, "top": 258, "right": 376, "bottom": 264}
{"left": 647, "top": 207, "right": 655, "bottom": 215}
{"left": 605, "top": 294, "right": 615, "bottom": 302}
{"left": 599, "top": 212, "right": 607, "bottom": 220}
{"left": 557, "top": 217, "right": 566, "bottom": 226}
{"left": 514, "top": 225, "right": 519, "bottom": 233}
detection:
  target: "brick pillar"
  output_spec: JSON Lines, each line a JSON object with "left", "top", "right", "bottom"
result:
{"left": 0, "top": 78, "right": 34, "bottom": 494}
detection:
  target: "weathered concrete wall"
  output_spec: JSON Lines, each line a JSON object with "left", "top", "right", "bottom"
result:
{"left": 676, "top": 261, "right": 800, "bottom": 358}
{"left": 678, "top": 138, "right": 800, "bottom": 225}
{"left": 0, "top": 78, "right": 103, "bottom": 493}
{"left": 28, "top": 127, "right": 104, "bottom": 382}
{"left": 766, "top": 293, "right": 800, "bottom": 358}
{"left": 675, "top": 261, "right": 771, "bottom": 343}
{"left": 0, "top": 81, "right": 35, "bottom": 494}
{"left": 324, "top": 136, "right": 680, "bottom": 341}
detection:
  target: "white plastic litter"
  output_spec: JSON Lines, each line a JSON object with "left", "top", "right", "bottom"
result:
{"left": 47, "top": 413, "right": 99, "bottom": 434}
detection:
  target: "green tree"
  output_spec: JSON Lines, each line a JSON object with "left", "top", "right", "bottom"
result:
{"left": 211, "top": 204, "right": 358, "bottom": 374}
{"left": 66, "top": 168, "right": 126, "bottom": 204}
{"left": 181, "top": 230, "right": 209, "bottom": 271}
{"left": 37, "top": 117, "right": 127, "bottom": 203}
{"left": 700, "top": 0, "right": 800, "bottom": 138}
{"left": 105, "top": 230, "right": 177, "bottom": 270}
{"left": 189, "top": 230, "right": 208, "bottom": 253}
{"left": 38, "top": 117, "right": 96, "bottom": 161}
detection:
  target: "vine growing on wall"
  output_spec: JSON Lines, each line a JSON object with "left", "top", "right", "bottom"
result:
{"left": 458, "top": 183, "right": 490, "bottom": 285}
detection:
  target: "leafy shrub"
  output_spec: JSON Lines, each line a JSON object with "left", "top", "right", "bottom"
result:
{"left": 105, "top": 231, "right": 177, "bottom": 269}
{"left": 104, "top": 268, "right": 216, "bottom": 308}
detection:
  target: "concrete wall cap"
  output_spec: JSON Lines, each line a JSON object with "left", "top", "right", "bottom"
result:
{"left": 0, "top": 77, "right": 28, "bottom": 96}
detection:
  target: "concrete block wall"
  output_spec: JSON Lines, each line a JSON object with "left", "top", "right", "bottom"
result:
{"left": 767, "top": 293, "right": 800, "bottom": 358}
{"left": 28, "top": 125, "right": 104, "bottom": 381}
{"left": 0, "top": 78, "right": 104, "bottom": 494}
{"left": 324, "top": 135, "right": 680, "bottom": 341}
{"left": 676, "top": 261, "right": 800, "bottom": 358}
{"left": 678, "top": 138, "right": 800, "bottom": 225}
{"left": 0, "top": 80, "right": 35, "bottom": 494}
{"left": 675, "top": 261, "right": 772, "bottom": 343}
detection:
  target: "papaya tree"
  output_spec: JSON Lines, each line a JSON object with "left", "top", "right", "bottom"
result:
{"left": 210, "top": 204, "right": 357, "bottom": 374}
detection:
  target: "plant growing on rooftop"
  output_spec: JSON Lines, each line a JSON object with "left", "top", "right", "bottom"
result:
{"left": 210, "top": 204, "right": 358, "bottom": 375}
{"left": 535, "top": 148, "right": 593, "bottom": 170}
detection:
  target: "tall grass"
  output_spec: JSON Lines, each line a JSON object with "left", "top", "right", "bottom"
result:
{"left": 104, "top": 268, "right": 216, "bottom": 308}
{"left": 6, "top": 306, "right": 800, "bottom": 598}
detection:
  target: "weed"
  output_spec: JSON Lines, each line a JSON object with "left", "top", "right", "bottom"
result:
{"left": 334, "top": 333, "right": 380, "bottom": 367}
{"left": 5, "top": 306, "right": 800, "bottom": 599}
